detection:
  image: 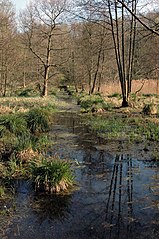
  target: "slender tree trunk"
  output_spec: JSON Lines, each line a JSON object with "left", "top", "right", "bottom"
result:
{"left": 3, "top": 66, "right": 7, "bottom": 97}
{"left": 91, "top": 47, "right": 102, "bottom": 94}
{"left": 108, "top": 0, "right": 128, "bottom": 107}
{"left": 108, "top": 0, "right": 137, "bottom": 107}
{"left": 42, "top": 31, "right": 52, "bottom": 97}
{"left": 122, "top": 96, "right": 129, "bottom": 107}
{"left": 127, "top": 0, "right": 137, "bottom": 99}
{"left": 42, "top": 66, "right": 49, "bottom": 97}
{"left": 97, "top": 49, "right": 105, "bottom": 92}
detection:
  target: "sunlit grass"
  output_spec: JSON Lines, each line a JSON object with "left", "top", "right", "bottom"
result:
{"left": 77, "top": 93, "right": 114, "bottom": 113}
{"left": 0, "top": 96, "right": 57, "bottom": 114}
{"left": 85, "top": 115, "right": 159, "bottom": 142}
{"left": 0, "top": 114, "right": 28, "bottom": 136}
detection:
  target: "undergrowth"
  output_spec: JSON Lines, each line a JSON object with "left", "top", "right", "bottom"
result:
{"left": 77, "top": 93, "right": 113, "bottom": 113}
{"left": 0, "top": 100, "right": 75, "bottom": 195}
{"left": 85, "top": 115, "right": 159, "bottom": 142}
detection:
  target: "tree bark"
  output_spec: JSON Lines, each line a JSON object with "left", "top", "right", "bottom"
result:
{"left": 42, "top": 66, "right": 49, "bottom": 97}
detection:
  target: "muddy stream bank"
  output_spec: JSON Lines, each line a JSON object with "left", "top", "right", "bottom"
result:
{"left": 0, "top": 95, "right": 159, "bottom": 239}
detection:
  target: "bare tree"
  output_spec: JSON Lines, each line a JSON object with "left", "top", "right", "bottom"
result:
{"left": 107, "top": 0, "right": 137, "bottom": 106}
{"left": 20, "top": 0, "right": 69, "bottom": 97}
{"left": 0, "top": 0, "right": 17, "bottom": 96}
{"left": 76, "top": 0, "right": 159, "bottom": 104}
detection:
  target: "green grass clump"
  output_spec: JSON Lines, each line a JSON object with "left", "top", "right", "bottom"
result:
{"left": 25, "top": 108, "right": 51, "bottom": 133}
{"left": 77, "top": 94, "right": 108, "bottom": 113}
{"left": 142, "top": 93, "right": 158, "bottom": 98}
{"left": 140, "top": 121, "right": 159, "bottom": 141}
{"left": 31, "top": 135, "right": 52, "bottom": 152}
{"left": 15, "top": 134, "right": 32, "bottom": 152}
{"left": 0, "top": 114, "right": 28, "bottom": 137}
{"left": 0, "top": 115, "right": 31, "bottom": 154}
{"left": 0, "top": 107, "right": 54, "bottom": 163}
{"left": 30, "top": 157, "right": 74, "bottom": 193}
{"left": 86, "top": 116, "right": 125, "bottom": 139}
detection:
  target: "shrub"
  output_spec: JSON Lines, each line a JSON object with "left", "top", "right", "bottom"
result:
{"left": 30, "top": 157, "right": 74, "bottom": 193}
{"left": 26, "top": 108, "right": 50, "bottom": 133}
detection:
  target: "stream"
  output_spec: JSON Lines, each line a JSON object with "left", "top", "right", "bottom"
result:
{"left": 0, "top": 97, "right": 159, "bottom": 239}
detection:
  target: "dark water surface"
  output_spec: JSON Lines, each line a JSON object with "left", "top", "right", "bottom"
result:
{"left": 1, "top": 112, "right": 159, "bottom": 239}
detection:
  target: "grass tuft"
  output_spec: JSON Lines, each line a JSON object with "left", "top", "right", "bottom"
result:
{"left": 0, "top": 114, "right": 28, "bottom": 137}
{"left": 30, "top": 157, "right": 74, "bottom": 194}
{"left": 25, "top": 108, "right": 51, "bottom": 133}
{"left": 77, "top": 93, "right": 110, "bottom": 113}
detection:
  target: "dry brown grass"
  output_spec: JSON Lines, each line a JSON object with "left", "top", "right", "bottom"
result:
{"left": 16, "top": 149, "right": 40, "bottom": 163}
{"left": 104, "top": 94, "right": 159, "bottom": 115}
{"left": 102, "top": 79, "right": 159, "bottom": 95}
{"left": 0, "top": 96, "right": 58, "bottom": 114}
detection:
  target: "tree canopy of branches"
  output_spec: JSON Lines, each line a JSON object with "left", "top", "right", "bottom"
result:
{"left": 20, "top": 0, "right": 69, "bottom": 97}
{"left": 107, "top": 0, "right": 137, "bottom": 106}
{"left": 75, "top": 0, "right": 159, "bottom": 106}
{"left": 0, "top": 0, "right": 158, "bottom": 99}
{"left": 0, "top": 0, "right": 17, "bottom": 96}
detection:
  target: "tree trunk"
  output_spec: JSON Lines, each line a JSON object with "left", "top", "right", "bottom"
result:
{"left": 3, "top": 72, "right": 7, "bottom": 97}
{"left": 42, "top": 66, "right": 49, "bottom": 97}
{"left": 42, "top": 80, "right": 48, "bottom": 97}
{"left": 122, "top": 96, "right": 129, "bottom": 107}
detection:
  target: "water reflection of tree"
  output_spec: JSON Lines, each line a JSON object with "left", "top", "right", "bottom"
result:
{"left": 72, "top": 154, "right": 136, "bottom": 239}
{"left": 104, "top": 154, "right": 134, "bottom": 239}
{"left": 82, "top": 149, "right": 113, "bottom": 176}
{"left": 31, "top": 194, "right": 72, "bottom": 223}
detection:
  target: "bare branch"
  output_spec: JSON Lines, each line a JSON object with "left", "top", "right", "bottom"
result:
{"left": 117, "top": 0, "right": 159, "bottom": 36}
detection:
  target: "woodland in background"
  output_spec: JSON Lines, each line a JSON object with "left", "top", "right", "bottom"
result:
{"left": 0, "top": 0, "right": 159, "bottom": 103}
